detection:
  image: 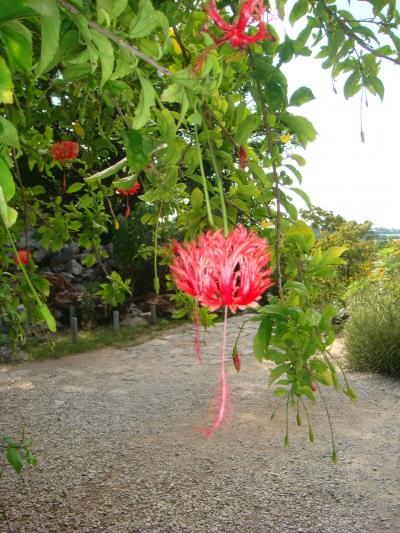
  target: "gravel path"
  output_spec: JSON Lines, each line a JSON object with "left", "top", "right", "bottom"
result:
{"left": 1, "top": 315, "right": 400, "bottom": 532}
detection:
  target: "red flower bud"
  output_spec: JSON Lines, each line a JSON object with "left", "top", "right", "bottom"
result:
{"left": 232, "top": 349, "right": 240, "bottom": 372}
{"left": 239, "top": 146, "right": 248, "bottom": 170}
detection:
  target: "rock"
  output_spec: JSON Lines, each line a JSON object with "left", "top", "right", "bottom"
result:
{"left": 121, "top": 316, "right": 148, "bottom": 328}
{"left": 70, "top": 240, "right": 79, "bottom": 258}
{"left": 66, "top": 259, "right": 83, "bottom": 277}
{"left": 50, "top": 246, "right": 74, "bottom": 268}
{"left": 0, "top": 347, "right": 29, "bottom": 363}
{"left": 128, "top": 303, "right": 142, "bottom": 317}
{"left": 60, "top": 272, "right": 76, "bottom": 283}
{"left": 51, "top": 263, "right": 66, "bottom": 273}
{"left": 82, "top": 269, "right": 97, "bottom": 281}
{"left": 33, "top": 247, "right": 50, "bottom": 265}
{"left": 104, "top": 243, "right": 113, "bottom": 256}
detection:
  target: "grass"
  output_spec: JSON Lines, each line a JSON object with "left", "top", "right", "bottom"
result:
{"left": 26, "top": 319, "right": 184, "bottom": 361}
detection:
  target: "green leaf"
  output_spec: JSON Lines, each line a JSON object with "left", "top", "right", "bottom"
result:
{"left": 289, "top": 154, "right": 306, "bottom": 166}
{"left": 343, "top": 71, "right": 361, "bottom": 99}
{"left": 259, "top": 304, "right": 290, "bottom": 318}
{"left": 0, "top": 158, "right": 15, "bottom": 202}
{"left": 278, "top": 37, "right": 294, "bottom": 63}
{"left": 0, "top": 55, "right": 13, "bottom": 104}
{"left": 274, "top": 387, "right": 289, "bottom": 397}
{"left": 289, "top": 0, "right": 309, "bottom": 25}
{"left": 289, "top": 86, "right": 315, "bottom": 106}
{"left": 283, "top": 281, "right": 310, "bottom": 298}
{"left": 289, "top": 187, "right": 311, "bottom": 207}
{"left": 253, "top": 317, "right": 272, "bottom": 361}
{"left": 0, "top": 184, "right": 18, "bottom": 227}
{"left": 280, "top": 113, "right": 317, "bottom": 147}
{"left": 138, "top": 37, "right": 161, "bottom": 60}
{"left": 190, "top": 187, "right": 203, "bottom": 210}
{"left": 268, "top": 364, "right": 290, "bottom": 386}
{"left": 0, "top": 21, "right": 33, "bottom": 72}
{"left": 132, "top": 70, "right": 156, "bottom": 129}
{"left": 367, "top": 76, "right": 384, "bottom": 100}
{"left": 38, "top": 302, "right": 57, "bottom": 332}
{"left": 0, "top": 1, "right": 36, "bottom": 22}
{"left": 235, "top": 114, "right": 258, "bottom": 145}
{"left": 62, "top": 63, "right": 92, "bottom": 81}
{"left": 251, "top": 61, "right": 288, "bottom": 111}
{"left": 91, "top": 30, "right": 114, "bottom": 88}
{"left": 129, "top": 0, "right": 158, "bottom": 38}
{"left": 66, "top": 182, "right": 85, "bottom": 193}
{"left": 25, "top": 0, "right": 60, "bottom": 75}
{"left": 7, "top": 446, "right": 24, "bottom": 473}
{"left": 284, "top": 164, "right": 303, "bottom": 184}
{"left": 124, "top": 129, "right": 152, "bottom": 171}
{"left": 0, "top": 117, "right": 20, "bottom": 149}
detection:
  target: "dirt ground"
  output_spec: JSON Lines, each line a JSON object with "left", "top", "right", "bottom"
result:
{"left": 0, "top": 315, "right": 399, "bottom": 532}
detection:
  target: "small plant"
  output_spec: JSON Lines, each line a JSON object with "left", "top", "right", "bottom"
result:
{"left": 1, "top": 431, "right": 37, "bottom": 474}
{"left": 96, "top": 271, "right": 132, "bottom": 308}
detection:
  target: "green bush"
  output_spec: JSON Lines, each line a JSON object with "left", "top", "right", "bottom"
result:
{"left": 345, "top": 278, "right": 400, "bottom": 376}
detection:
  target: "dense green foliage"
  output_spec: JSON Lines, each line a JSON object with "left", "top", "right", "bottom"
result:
{"left": 345, "top": 243, "right": 400, "bottom": 376}
{"left": 301, "top": 206, "right": 377, "bottom": 306}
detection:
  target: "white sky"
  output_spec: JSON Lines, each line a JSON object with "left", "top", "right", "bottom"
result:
{"left": 276, "top": 3, "right": 400, "bottom": 228}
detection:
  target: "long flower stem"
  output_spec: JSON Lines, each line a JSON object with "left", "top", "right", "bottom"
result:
{"left": 202, "top": 117, "right": 229, "bottom": 235}
{"left": 195, "top": 306, "right": 229, "bottom": 437}
{"left": 194, "top": 125, "right": 215, "bottom": 229}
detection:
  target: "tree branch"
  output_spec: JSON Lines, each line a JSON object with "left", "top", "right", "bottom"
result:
{"left": 57, "top": 0, "right": 174, "bottom": 76}
{"left": 320, "top": 1, "right": 400, "bottom": 66}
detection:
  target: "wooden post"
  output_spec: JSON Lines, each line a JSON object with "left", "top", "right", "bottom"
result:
{"left": 113, "top": 310, "right": 120, "bottom": 334}
{"left": 71, "top": 316, "right": 78, "bottom": 345}
{"left": 150, "top": 303, "right": 157, "bottom": 325}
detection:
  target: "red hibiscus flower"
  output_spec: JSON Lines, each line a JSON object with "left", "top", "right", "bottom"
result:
{"left": 170, "top": 225, "right": 273, "bottom": 438}
{"left": 14, "top": 249, "right": 31, "bottom": 266}
{"left": 205, "top": 0, "right": 275, "bottom": 48}
{"left": 170, "top": 225, "right": 273, "bottom": 312}
{"left": 116, "top": 181, "right": 140, "bottom": 218}
{"left": 51, "top": 141, "right": 80, "bottom": 192}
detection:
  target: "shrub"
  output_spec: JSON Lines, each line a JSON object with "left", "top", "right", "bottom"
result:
{"left": 345, "top": 278, "right": 400, "bottom": 376}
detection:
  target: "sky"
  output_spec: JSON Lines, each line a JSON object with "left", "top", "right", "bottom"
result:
{"left": 275, "top": 4, "right": 400, "bottom": 228}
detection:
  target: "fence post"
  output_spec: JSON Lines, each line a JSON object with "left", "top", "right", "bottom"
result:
{"left": 150, "top": 303, "right": 157, "bottom": 325}
{"left": 71, "top": 316, "right": 78, "bottom": 345}
{"left": 113, "top": 310, "right": 120, "bottom": 334}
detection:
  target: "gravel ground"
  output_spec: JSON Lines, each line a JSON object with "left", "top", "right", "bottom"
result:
{"left": 1, "top": 315, "right": 400, "bottom": 533}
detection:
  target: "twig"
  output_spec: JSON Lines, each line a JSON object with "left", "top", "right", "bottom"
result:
{"left": 172, "top": 26, "right": 190, "bottom": 65}
{"left": 56, "top": 0, "right": 174, "bottom": 76}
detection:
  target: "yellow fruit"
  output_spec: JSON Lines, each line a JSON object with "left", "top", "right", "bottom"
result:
{"left": 168, "top": 27, "right": 182, "bottom": 55}
{"left": 280, "top": 133, "right": 291, "bottom": 144}
{"left": 74, "top": 123, "right": 85, "bottom": 137}
{"left": 261, "top": 221, "right": 273, "bottom": 228}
